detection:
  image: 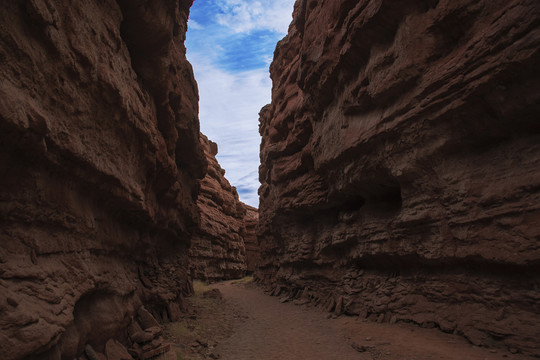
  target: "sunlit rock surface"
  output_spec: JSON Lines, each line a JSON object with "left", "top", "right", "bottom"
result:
{"left": 0, "top": 1, "right": 205, "bottom": 359}
{"left": 257, "top": 0, "right": 540, "bottom": 355}
{"left": 189, "top": 134, "right": 247, "bottom": 282}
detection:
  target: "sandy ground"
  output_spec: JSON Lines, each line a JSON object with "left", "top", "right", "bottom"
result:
{"left": 164, "top": 280, "right": 536, "bottom": 360}
{"left": 213, "top": 281, "right": 367, "bottom": 360}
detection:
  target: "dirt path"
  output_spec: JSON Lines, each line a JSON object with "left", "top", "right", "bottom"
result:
{"left": 211, "top": 281, "right": 534, "bottom": 360}
{"left": 213, "top": 281, "right": 367, "bottom": 360}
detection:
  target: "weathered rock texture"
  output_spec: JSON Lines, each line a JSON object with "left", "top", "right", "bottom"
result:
{"left": 243, "top": 205, "right": 260, "bottom": 273}
{"left": 189, "top": 134, "right": 247, "bottom": 282}
{"left": 258, "top": 0, "right": 540, "bottom": 356}
{"left": 0, "top": 1, "right": 205, "bottom": 359}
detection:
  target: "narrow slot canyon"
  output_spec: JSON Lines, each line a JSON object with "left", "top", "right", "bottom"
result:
{"left": 1, "top": 1, "right": 539, "bottom": 360}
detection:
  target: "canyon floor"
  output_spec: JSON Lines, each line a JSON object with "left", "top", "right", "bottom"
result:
{"left": 161, "top": 280, "right": 535, "bottom": 360}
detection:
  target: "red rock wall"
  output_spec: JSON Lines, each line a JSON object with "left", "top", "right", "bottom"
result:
{"left": 189, "top": 134, "right": 247, "bottom": 282}
{"left": 243, "top": 205, "right": 260, "bottom": 273}
{"left": 0, "top": 1, "right": 205, "bottom": 359}
{"left": 258, "top": 0, "right": 540, "bottom": 355}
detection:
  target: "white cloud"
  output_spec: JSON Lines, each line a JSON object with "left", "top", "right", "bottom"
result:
{"left": 185, "top": 0, "right": 295, "bottom": 207}
{"left": 188, "top": 53, "right": 271, "bottom": 207}
{"left": 215, "top": 0, "right": 294, "bottom": 34}
{"left": 188, "top": 18, "right": 204, "bottom": 30}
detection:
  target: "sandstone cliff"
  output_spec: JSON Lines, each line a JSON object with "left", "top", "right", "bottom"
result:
{"left": 258, "top": 0, "right": 540, "bottom": 355}
{"left": 243, "top": 205, "right": 260, "bottom": 273}
{"left": 189, "top": 134, "right": 247, "bottom": 282}
{"left": 0, "top": 1, "right": 205, "bottom": 359}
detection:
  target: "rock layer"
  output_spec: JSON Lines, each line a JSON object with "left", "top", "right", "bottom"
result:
{"left": 189, "top": 134, "right": 247, "bottom": 282}
{"left": 257, "top": 0, "right": 540, "bottom": 356}
{"left": 243, "top": 205, "right": 260, "bottom": 273}
{"left": 0, "top": 1, "right": 204, "bottom": 359}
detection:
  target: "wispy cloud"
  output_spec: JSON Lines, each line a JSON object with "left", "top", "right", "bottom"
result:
{"left": 215, "top": 0, "right": 293, "bottom": 34}
{"left": 187, "top": 18, "right": 204, "bottom": 30}
{"left": 189, "top": 55, "right": 268, "bottom": 207}
{"left": 186, "top": 0, "right": 295, "bottom": 207}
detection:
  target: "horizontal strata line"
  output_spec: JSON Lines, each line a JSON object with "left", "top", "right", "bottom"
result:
{"left": 277, "top": 254, "right": 540, "bottom": 279}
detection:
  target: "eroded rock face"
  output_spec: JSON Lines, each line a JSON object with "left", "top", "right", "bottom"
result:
{"left": 189, "top": 134, "right": 247, "bottom": 282}
{"left": 258, "top": 0, "right": 540, "bottom": 355}
{"left": 243, "top": 205, "right": 260, "bottom": 273}
{"left": 0, "top": 1, "right": 204, "bottom": 359}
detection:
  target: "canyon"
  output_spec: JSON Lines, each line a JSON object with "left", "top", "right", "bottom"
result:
{"left": 257, "top": 0, "right": 540, "bottom": 356}
{"left": 1, "top": 0, "right": 539, "bottom": 359}
{"left": 0, "top": 0, "right": 204, "bottom": 359}
{"left": 243, "top": 205, "right": 260, "bottom": 274}
{"left": 189, "top": 134, "right": 248, "bottom": 282}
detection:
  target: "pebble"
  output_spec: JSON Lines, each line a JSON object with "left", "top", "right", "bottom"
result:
{"left": 351, "top": 342, "right": 367, "bottom": 352}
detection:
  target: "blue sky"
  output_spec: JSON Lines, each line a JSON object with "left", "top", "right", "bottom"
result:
{"left": 186, "top": 0, "right": 295, "bottom": 207}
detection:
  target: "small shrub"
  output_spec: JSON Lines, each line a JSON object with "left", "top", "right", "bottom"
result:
{"left": 232, "top": 276, "right": 254, "bottom": 285}
{"left": 193, "top": 280, "right": 211, "bottom": 296}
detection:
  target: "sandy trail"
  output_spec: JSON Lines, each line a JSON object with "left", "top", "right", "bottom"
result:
{"left": 211, "top": 281, "right": 534, "bottom": 360}
{"left": 213, "top": 281, "right": 367, "bottom": 360}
